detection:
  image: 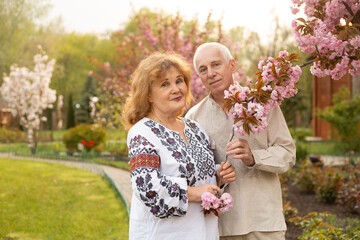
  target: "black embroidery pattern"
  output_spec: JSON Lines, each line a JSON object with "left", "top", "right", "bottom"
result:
{"left": 132, "top": 168, "right": 187, "bottom": 218}
{"left": 145, "top": 119, "right": 215, "bottom": 183}
{"left": 129, "top": 118, "right": 215, "bottom": 219}
{"left": 130, "top": 134, "right": 187, "bottom": 218}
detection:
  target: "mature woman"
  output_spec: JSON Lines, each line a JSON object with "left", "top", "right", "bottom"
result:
{"left": 123, "top": 52, "right": 236, "bottom": 240}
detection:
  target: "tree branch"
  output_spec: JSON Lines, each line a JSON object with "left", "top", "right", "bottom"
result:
{"left": 299, "top": 59, "right": 314, "bottom": 68}
{"left": 342, "top": 1, "right": 355, "bottom": 17}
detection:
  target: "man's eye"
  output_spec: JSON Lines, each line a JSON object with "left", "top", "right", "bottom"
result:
{"left": 199, "top": 68, "right": 207, "bottom": 73}
{"left": 213, "top": 63, "right": 221, "bottom": 68}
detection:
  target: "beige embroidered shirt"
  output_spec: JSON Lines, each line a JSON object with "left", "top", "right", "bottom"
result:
{"left": 185, "top": 95, "right": 296, "bottom": 236}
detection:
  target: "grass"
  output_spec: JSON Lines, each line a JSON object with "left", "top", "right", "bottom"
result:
{"left": 0, "top": 142, "right": 130, "bottom": 171}
{"left": 0, "top": 157, "right": 129, "bottom": 240}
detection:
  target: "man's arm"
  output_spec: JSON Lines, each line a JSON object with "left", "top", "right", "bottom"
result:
{"left": 226, "top": 106, "right": 296, "bottom": 174}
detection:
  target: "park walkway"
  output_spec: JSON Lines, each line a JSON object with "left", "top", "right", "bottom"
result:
{"left": 0, "top": 153, "right": 132, "bottom": 214}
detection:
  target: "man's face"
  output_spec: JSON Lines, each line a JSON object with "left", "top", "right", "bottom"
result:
{"left": 195, "top": 46, "right": 236, "bottom": 98}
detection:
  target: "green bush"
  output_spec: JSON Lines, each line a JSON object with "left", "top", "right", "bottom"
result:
{"left": 294, "top": 164, "right": 322, "bottom": 193}
{"left": 0, "top": 128, "right": 23, "bottom": 143}
{"left": 290, "top": 128, "right": 312, "bottom": 141}
{"left": 62, "top": 124, "right": 107, "bottom": 153}
{"left": 290, "top": 212, "right": 360, "bottom": 240}
{"left": 318, "top": 88, "right": 360, "bottom": 152}
{"left": 296, "top": 141, "right": 308, "bottom": 163}
{"left": 336, "top": 166, "right": 360, "bottom": 214}
{"left": 315, "top": 167, "right": 344, "bottom": 203}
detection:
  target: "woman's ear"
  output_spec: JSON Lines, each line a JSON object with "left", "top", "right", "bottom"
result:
{"left": 148, "top": 93, "right": 153, "bottom": 103}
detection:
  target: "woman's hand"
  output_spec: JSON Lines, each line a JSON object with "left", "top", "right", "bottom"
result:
{"left": 216, "top": 161, "right": 236, "bottom": 185}
{"left": 187, "top": 184, "right": 221, "bottom": 202}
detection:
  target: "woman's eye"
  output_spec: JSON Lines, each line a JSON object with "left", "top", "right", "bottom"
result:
{"left": 176, "top": 78, "right": 184, "bottom": 84}
{"left": 161, "top": 82, "right": 168, "bottom": 87}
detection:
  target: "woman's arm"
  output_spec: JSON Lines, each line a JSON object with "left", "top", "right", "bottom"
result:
{"left": 129, "top": 134, "right": 188, "bottom": 219}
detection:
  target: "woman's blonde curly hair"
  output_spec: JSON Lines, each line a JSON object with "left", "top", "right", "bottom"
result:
{"left": 122, "top": 52, "right": 193, "bottom": 130}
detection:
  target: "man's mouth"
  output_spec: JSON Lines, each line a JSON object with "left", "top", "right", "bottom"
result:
{"left": 209, "top": 79, "right": 221, "bottom": 85}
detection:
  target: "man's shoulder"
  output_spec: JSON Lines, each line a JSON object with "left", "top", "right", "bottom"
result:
{"left": 185, "top": 96, "right": 210, "bottom": 119}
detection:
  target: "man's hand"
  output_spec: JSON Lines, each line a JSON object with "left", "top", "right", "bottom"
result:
{"left": 216, "top": 161, "right": 236, "bottom": 185}
{"left": 226, "top": 138, "right": 255, "bottom": 166}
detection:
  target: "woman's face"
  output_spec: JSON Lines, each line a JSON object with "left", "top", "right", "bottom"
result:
{"left": 148, "top": 66, "right": 188, "bottom": 117}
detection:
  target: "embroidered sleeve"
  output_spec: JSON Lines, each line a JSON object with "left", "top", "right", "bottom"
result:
{"left": 128, "top": 134, "right": 188, "bottom": 218}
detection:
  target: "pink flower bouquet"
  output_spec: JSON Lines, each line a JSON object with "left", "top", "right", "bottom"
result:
{"left": 201, "top": 192, "right": 233, "bottom": 217}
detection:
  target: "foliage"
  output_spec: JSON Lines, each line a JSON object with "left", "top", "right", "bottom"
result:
{"left": 315, "top": 167, "right": 344, "bottom": 203}
{"left": 296, "top": 141, "right": 309, "bottom": 163}
{"left": 77, "top": 73, "right": 98, "bottom": 124}
{"left": 0, "top": 128, "right": 23, "bottom": 143}
{"left": 283, "top": 201, "right": 298, "bottom": 220}
{"left": 62, "top": 124, "right": 107, "bottom": 153}
{"left": 292, "top": 162, "right": 360, "bottom": 210}
{"left": 0, "top": 46, "right": 56, "bottom": 154}
{"left": 0, "top": 0, "right": 52, "bottom": 80}
{"left": 336, "top": 168, "right": 360, "bottom": 214}
{"left": 0, "top": 157, "right": 129, "bottom": 239}
{"left": 318, "top": 88, "right": 360, "bottom": 152}
{"left": 290, "top": 212, "right": 360, "bottom": 240}
{"left": 294, "top": 164, "right": 322, "bottom": 193}
{"left": 291, "top": 0, "right": 360, "bottom": 80}
{"left": 91, "top": 7, "right": 242, "bottom": 129}
{"left": 0, "top": 142, "right": 130, "bottom": 171}
{"left": 66, "top": 93, "right": 75, "bottom": 129}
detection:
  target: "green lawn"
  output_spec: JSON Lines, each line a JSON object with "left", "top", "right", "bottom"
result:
{"left": 0, "top": 158, "right": 129, "bottom": 240}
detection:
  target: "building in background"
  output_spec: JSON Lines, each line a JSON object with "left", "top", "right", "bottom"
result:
{"left": 313, "top": 74, "right": 360, "bottom": 140}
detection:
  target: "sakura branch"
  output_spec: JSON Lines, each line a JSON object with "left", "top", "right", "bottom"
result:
{"left": 223, "top": 51, "right": 301, "bottom": 136}
{"left": 291, "top": 0, "right": 360, "bottom": 80}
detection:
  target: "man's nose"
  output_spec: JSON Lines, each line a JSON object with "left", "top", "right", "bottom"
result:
{"left": 207, "top": 67, "right": 216, "bottom": 78}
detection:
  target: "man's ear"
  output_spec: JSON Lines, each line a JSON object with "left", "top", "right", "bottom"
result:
{"left": 230, "top": 59, "right": 237, "bottom": 74}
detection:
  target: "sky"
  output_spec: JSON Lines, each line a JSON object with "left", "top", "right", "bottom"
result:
{"left": 47, "top": 0, "right": 296, "bottom": 37}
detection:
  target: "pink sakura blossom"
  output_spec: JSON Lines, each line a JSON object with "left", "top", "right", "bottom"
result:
{"left": 224, "top": 51, "right": 301, "bottom": 136}
{"left": 201, "top": 192, "right": 233, "bottom": 216}
{"left": 291, "top": 0, "right": 360, "bottom": 80}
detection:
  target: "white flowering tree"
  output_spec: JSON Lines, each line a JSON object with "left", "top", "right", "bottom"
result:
{"left": 0, "top": 46, "right": 57, "bottom": 154}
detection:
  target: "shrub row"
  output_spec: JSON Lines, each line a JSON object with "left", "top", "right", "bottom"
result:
{"left": 290, "top": 212, "right": 360, "bottom": 240}
{"left": 0, "top": 128, "right": 23, "bottom": 143}
{"left": 292, "top": 163, "right": 360, "bottom": 214}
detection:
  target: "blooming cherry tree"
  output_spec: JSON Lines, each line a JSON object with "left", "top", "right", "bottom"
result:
{"left": 91, "top": 9, "right": 244, "bottom": 128}
{"left": 0, "top": 46, "right": 57, "bottom": 153}
{"left": 224, "top": 0, "right": 360, "bottom": 136}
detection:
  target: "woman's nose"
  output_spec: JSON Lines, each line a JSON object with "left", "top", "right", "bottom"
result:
{"left": 171, "top": 83, "right": 180, "bottom": 93}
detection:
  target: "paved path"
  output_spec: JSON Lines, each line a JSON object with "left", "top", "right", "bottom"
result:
{"left": 0, "top": 153, "right": 132, "bottom": 213}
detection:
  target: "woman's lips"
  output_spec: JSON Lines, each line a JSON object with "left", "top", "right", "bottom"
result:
{"left": 172, "top": 96, "right": 183, "bottom": 101}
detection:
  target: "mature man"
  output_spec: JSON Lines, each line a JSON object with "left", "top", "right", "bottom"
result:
{"left": 186, "top": 42, "right": 296, "bottom": 240}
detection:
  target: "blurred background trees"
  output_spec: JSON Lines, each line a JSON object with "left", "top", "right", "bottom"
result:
{"left": 0, "top": 1, "right": 313, "bottom": 132}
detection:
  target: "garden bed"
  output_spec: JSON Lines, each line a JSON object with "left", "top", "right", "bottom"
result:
{"left": 285, "top": 181, "right": 360, "bottom": 240}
